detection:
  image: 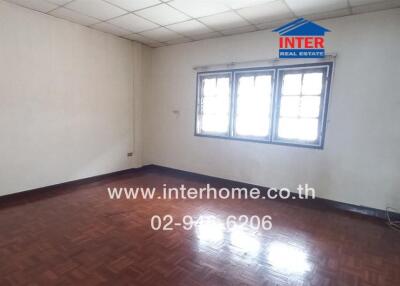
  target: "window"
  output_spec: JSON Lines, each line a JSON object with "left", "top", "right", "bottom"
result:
{"left": 196, "top": 72, "right": 231, "bottom": 135}
{"left": 195, "top": 62, "right": 333, "bottom": 148}
{"left": 274, "top": 67, "right": 328, "bottom": 145}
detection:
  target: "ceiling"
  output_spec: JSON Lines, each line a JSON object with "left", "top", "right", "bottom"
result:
{"left": 5, "top": 0, "right": 400, "bottom": 47}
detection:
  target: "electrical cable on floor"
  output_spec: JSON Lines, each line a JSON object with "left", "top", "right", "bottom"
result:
{"left": 386, "top": 207, "right": 400, "bottom": 232}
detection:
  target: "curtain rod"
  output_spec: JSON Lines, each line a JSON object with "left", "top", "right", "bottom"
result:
{"left": 193, "top": 53, "right": 337, "bottom": 71}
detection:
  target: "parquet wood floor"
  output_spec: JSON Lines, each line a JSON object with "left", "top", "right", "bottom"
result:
{"left": 0, "top": 167, "right": 399, "bottom": 286}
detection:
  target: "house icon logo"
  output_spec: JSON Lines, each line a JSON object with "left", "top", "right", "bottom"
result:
{"left": 273, "top": 18, "right": 331, "bottom": 58}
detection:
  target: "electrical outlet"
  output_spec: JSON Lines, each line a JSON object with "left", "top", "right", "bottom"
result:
{"left": 127, "top": 152, "right": 133, "bottom": 157}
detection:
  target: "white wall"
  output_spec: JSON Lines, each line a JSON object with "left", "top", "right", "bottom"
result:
{"left": 0, "top": 1, "right": 150, "bottom": 196}
{"left": 143, "top": 8, "right": 400, "bottom": 211}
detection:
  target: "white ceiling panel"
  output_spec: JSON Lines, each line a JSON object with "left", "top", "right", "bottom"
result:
{"left": 349, "top": 0, "right": 385, "bottom": 6}
{"left": 46, "top": 0, "right": 73, "bottom": 5}
{"left": 123, "top": 33, "right": 151, "bottom": 41}
{"left": 135, "top": 4, "right": 190, "bottom": 25}
{"left": 91, "top": 22, "right": 131, "bottom": 36}
{"left": 166, "top": 37, "right": 192, "bottom": 45}
{"left": 238, "top": 1, "right": 293, "bottom": 24}
{"left": 285, "top": 0, "right": 348, "bottom": 16}
{"left": 221, "top": 25, "right": 257, "bottom": 35}
{"left": 191, "top": 31, "right": 221, "bottom": 40}
{"left": 123, "top": 33, "right": 163, "bottom": 45}
{"left": 351, "top": 0, "right": 400, "bottom": 13}
{"left": 49, "top": 8, "right": 101, "bottom": 26}
{"left": 306, "top": 8, "right": 351, "bottom": 21}
{"left": 109, "top": 13, "right": 159, "bottom": 33}
{"left": 166, "top": 20, "right": 212, "bottom": 36}
{"left": 6, "top": 0, "right": 58, "bottom": 13}
{"left": 199, "top": 11, "right": 249, "bottom": 31}
{"left": 221, "top": 0, "right": 276, "bottom": 10}
{"left": 65, "top": 0, "right": 126, "bottom": 21}
{"left": 140, "top": 27, "right": 183, "bottom": 41}
{"left": 104, "top": 0, "right": 161, "bottom": 11}
{"left": 256, "top": 18, "right": 295, "bottom": 30}
{"left": 169, "top": 0, "right": 230, "bottom": 18}
{"left": 147, "top": 42, "right": 166, "bottom": 47}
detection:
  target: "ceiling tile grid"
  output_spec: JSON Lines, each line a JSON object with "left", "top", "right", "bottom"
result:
{"left": 91, "top": 21, "right": 131, "bottom": 36}
{"left": 140, "top": 26, "right": 182, "bottom": 42}
{"left": 49, "top": 7, "right": 100, "bottom": 26}
{"left": 6, "top": 0, "right": 58, "bottom": 13}
{"left": 4, "top": 0, "right": 400, "bottom": 47}
{"left": 104, "top": 0, "right": 161, "bottom": 11}
{"left": 199, "top": 11, "right": 250, "bottom": 31}
{"left": 135, "top": 3, "right": 190, "bottom": 25}
{"left": 65, "top": 0, "right": 126, "bottom": 21}
{"left": 108, "top": 13, "right": 158, "bottom": 33}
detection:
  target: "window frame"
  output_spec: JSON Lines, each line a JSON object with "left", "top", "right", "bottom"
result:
{"left": 194, "top": 62, "right": 334, "bottom": 149}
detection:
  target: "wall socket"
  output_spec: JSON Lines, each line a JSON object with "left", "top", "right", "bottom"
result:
{"left": 127, "top": 152, "right": 133, "bottom": 157}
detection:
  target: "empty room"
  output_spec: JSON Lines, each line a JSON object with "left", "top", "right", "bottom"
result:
{"left": 1, "top": 0, "right": 400, "bottom": 285}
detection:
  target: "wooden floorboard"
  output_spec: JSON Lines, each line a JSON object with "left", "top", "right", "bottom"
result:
{"left": 0, "top": 168, "right": 399, "bottom": 285}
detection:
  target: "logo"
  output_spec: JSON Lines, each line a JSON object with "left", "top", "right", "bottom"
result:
{"left": 273, "top": 18, "right": 330, "bottom": 58}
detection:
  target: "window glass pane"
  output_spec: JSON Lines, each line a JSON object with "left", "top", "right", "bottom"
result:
{"left": 278, "top": 118, "right": 319, "bottom": 141}
{"left": 203, "top": 78, "right": 216, "bottom": 96}
{"left": 300, "top": 96, "right": 321, "bottom": 118}
{"left": 235, "top": 74, "right": 272, "bottom": 137}
{"left": 217, "top": 77, "right": 230, "bottom": 97}
{"left": 237, "top": 76, "right": 253, "bottom": 94}
{"left": 255, "top": 75, "right": 269, "bottom": 96}
{"left": 201, "top": 115, "right": 229, "bottom": 133}
{"left": 236, "top": 117, "right": 270, "bottom": 137}
{"left": 200, "top": 76, "right": 230, "bottom": 134}
{"left": 298, "top": 118, "right": 319, "bottom": 141}
{"left": 278, "top": 118, "right": 297, "bottom": 139}
{"left": 280, "top": 96, "right": 300, "bottom": 117}
{"left": 302, "top": 73, "right": 323, "bottom": 95}
{"left": 282, "top": 74, "right": 302, "bottom": 95}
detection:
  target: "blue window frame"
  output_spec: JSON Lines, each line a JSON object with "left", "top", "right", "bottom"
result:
{"left": 195, "top": 62, "right": 333, "bottom": 149}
